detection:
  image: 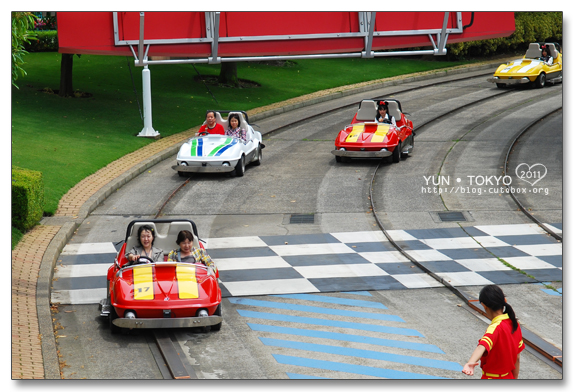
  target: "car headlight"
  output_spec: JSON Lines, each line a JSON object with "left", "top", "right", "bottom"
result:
{"left": 180, "top": 162, "right": 188, "bottom": 166}
{"left": 124, "top": 311, "right": 137, "bottom": 319}
{"left": 339, "top": 148, "right": 346, "bottom": 151}
{"left": 380, "top": 148, "right": 388, "bottom": 151}
{"left": 222, "top": 162, "right": 230, "bottom": 167}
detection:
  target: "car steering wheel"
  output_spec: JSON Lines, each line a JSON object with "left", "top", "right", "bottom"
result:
{"left": 198, "top": 131, "right": 210, "bottom": 136}
{"left": 128, "top": 255, "right": 154, "bottom": 266}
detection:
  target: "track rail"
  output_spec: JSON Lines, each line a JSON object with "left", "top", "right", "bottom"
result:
{"left": 153, "top": 330, "right": 194, "bottom": 379}
{"left": 155, "top": 71, "right": 495, "bottom": 218}
{"left": 412, "top": 91, "right": 562, "bottom": 240}
{"left": 150, "top": 72, "right": 562, "bottom": 376}
{"left": 367, "top": 94, "right": 563, "bottom": 368}
{"left": 264, "top": 70, "right": 496, "bottom": 137}
{"left": 503, "top": 109, "right": 563, "bottom": 241}
{"left": 369, "top": 161, "right": 563, "bottom": 368}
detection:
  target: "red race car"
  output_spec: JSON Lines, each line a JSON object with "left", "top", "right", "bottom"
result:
{"left": 99, "top": 219, "right": 222, "bottom": 334}
{"left": 332, "top": 99, "right": 414, "bottom": 163}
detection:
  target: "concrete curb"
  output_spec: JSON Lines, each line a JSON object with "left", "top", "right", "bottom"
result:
{"left": 249, "top": 62, "right": 500, "bottom": 122}
{"left": 36, "top": 220, "right": 77, "bottom": 379}
{"left": 76, "top": 147, "right": 180, "bottom": 221}
{"left": 37, "top": 59, "right": 502, "bottom": 378}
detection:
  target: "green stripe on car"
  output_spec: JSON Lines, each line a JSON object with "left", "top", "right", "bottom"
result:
{"left": 208, "top": 138, "right": 233, "bottom": 156}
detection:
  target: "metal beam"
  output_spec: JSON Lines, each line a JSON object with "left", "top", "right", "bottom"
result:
{"left": 118, "top": 11, "right": 465, "bottom": 62}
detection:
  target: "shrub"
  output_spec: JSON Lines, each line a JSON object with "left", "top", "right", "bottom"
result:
{"left": 25, "top": 30, "right": 58, "bottom": 52}
{"left": 12, "top": 227, "right": 24, "bottom": 250}
{"left": 34, "top": 14, "right": 57, "bottom": 31}
{"left": 12, "top": 166, "right": 45, "bottom": 232}
{"left": 446, "top": 12, "right": 562, "bottom": 60}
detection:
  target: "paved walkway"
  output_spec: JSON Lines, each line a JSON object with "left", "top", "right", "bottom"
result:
{"left": 12, "top": 225, "right": 60, "bottom": 379}
{"left": 11, "top": 60, "right": 504, "bottom": 379}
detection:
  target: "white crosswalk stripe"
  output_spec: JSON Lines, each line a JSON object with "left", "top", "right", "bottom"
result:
{"left": 51, "top": 224, "right": 562, "bottom": 304}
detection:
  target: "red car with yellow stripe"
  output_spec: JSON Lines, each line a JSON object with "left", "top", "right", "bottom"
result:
{"left": 332, "top": 99, "right": 414, "bottom": 163}
{"left": 99, "top": 219, "right": 222, "bottom": 334}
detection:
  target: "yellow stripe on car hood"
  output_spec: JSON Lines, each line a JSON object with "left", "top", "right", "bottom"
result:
{"left": 176, "top": 264, "right": 199, "bottom": 299}
{"left": 133, "top": 265, "right": 154, "bottom": 300}
{"left": 345, "top": 124, "right": 366, "bottom": 142}
{"left": 370, "top": 124, "right": 390, "bottom": 143}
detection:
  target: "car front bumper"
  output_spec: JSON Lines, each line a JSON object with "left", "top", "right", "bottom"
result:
{"left": 487, "top": 76, "right": 531, "bottom": 84}
{"left": 172, "top": 165, "right": 235, "bottom": 173}
{"left": 112, "top": 315, "right": 222, "bottom": 329}
{"left": 332, "top": 149, "right": 392, "bottom": 158}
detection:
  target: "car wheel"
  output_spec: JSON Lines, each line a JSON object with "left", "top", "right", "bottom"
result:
{"left": 212, "top": 304, "right": 222, "bottom": 331}
{"left": 534, "top": 73, "right": 546, "bottom": 88}
{"left": 392, "top": 142, "right": 401, "bottom": 163}
{"left": 335, "top": 155, "right": 342, "bottom": 163}
{"left": 401, "top": 139, "right": 411, "bottom": 159}
{"left": 235, "top": 155, "right": 245, "bottom": 177}
{"left": 109, "top": 307, "right": 121, "bottom": 335}
{"left": 252, "top": 145, "right": 262, "bottom": 166}
{"left": 496, "top": 83, "right": 505, "bottom": 89}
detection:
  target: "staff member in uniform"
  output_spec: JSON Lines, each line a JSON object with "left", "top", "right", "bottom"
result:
{"left": 462, "top": 285, "right": 525, "bottom": 379}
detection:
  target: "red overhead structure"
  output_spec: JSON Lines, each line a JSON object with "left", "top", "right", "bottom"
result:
{"left": 58, "top": 12, "right": 515, "bottom": 64}
{"left": 56, "top": 11, "right": 515, "bottom": 138}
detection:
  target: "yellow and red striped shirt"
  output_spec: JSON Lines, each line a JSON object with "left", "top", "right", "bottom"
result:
{"left": 478, "top": 314, "right": 525, "bottom": 378}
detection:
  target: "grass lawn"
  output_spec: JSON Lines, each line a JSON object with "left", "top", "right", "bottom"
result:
{"left": 11, "top": 52, "right": 471, "bottom": 243}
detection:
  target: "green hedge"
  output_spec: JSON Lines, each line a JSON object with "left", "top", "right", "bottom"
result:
{"left": 446, "top": 12, "right": 562, "bottom": 60}
{"left": 24, "top": 30, "right": 58, "bottom": 52}
{"left": 12, "top": 166, "right": 45, "bottom": 232}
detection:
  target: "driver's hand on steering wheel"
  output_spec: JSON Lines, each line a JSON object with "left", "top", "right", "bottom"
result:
{"left": 128, "top": 254, "right": 144, "bottom": 265}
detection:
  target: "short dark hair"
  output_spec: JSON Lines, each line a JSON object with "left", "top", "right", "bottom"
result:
{"left": 137, "top": 225, "right": 155, "bottom": 246}
{"left": 206, "top": 110, "right": 217, "bottom": 119}
{"left": 176, "top": 230, "right": 194, "bottom": 245}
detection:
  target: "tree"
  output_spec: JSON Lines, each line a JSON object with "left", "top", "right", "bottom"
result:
{"left": 59, "top": 53, "right": 78, "bottom": 97}
{"left": 218, "top": 62, "right": 239, "bottom": 87}
{"left": 11, "top": 12, "right": 38, "bottom": 88}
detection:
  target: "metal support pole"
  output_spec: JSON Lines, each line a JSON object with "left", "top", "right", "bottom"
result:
{"left": 209, "top": 12, "right": 221, "bottom": 64}
{"left": 362, "top": 12, "right": 376, "bottom": 58}
{"left": 435, "top": 12, "right": 449, "bottom": 55}
{"left": 137, "top": 66, "right": 160, "bottom": 138}
{"left": 138, "top": 12, "right": 145, "bottom": 66}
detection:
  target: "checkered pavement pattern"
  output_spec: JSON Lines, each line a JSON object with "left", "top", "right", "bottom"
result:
{"left": 51, "top": 223, "right": 562, "bottom": 304}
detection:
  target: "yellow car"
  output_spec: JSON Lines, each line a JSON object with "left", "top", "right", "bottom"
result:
{"left": 488, "top": 42, "right": 562, "bottom": 88}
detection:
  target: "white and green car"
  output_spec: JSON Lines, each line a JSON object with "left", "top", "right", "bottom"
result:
{"left": 172, "top": 111, "right": 264, "bottom": 177}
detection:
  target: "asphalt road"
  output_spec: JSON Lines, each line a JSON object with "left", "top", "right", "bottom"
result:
{"left": 52, "top": 70, "right": 563, "bottom": 380}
